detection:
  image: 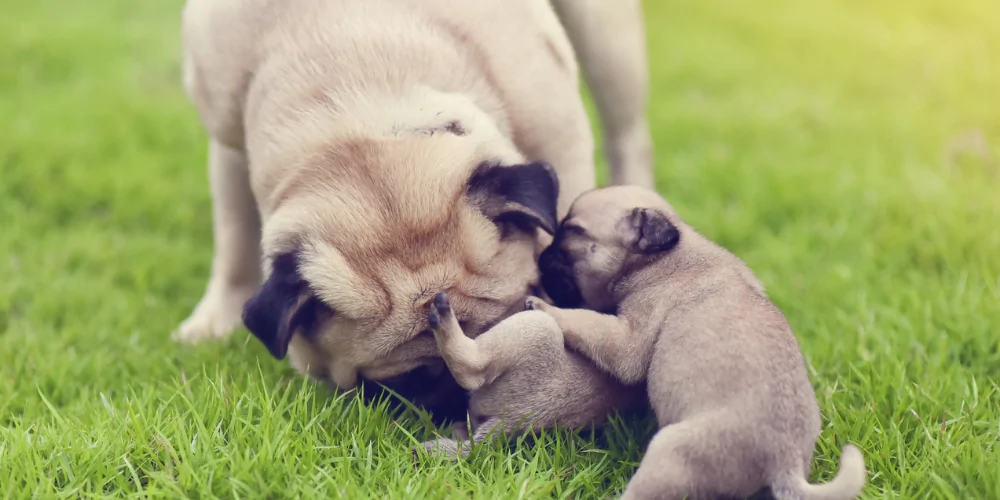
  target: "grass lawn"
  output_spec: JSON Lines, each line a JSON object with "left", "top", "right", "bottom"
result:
{"left": 2, "top": 0, "right": 999, "bottom": 497}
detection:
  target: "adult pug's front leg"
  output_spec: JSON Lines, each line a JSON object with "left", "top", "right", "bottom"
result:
{"left": 551, "top": 0, "right": 655, "bottom": 190}
{"left": 174, "top": 139, "right": 261, "bottom": 343}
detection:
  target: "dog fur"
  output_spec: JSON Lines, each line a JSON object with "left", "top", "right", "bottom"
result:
{"left": 415, "top": 291, "right": 646, "bottom": 458}
{"left": 530, "top": 186, "right": 866, "bottom": 500}
{"left": 173, "top": 0, "right": 655, "bottom": 412}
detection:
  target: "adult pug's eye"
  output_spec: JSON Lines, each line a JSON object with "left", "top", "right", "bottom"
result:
{"left": 290, "top": 296, "right": 334, "bottom": 338}
{"left": 497, "top": 220, "right": 520, "bottom": 239}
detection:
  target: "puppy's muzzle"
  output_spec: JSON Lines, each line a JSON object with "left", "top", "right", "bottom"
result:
{"left": 538, "top": 244, "right": 584, "bottom": 308}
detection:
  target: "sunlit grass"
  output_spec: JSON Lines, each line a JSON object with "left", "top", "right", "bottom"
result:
{"left": 1, "top": 0, "right": 998, "bottom": 497}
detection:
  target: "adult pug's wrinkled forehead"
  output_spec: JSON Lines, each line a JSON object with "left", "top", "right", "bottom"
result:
{"left": 173, "top": 0, "right": 657, "bottom": 420}
{"left": 240, "top": 163, "right": 559, "bottom": 422}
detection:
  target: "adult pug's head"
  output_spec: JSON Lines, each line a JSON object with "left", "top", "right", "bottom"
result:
{"left": 241, "top": 132, "right": 559, "bottom": 398}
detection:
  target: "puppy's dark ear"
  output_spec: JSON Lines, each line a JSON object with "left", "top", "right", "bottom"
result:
{"left": 242, "top": 253, "right": 330, "bottom": 360}
{"left": 468, "top": 161, "right": 559, "bottom": 235}
{"left": 629, "top": 208, "right": 681, "bottom": 254}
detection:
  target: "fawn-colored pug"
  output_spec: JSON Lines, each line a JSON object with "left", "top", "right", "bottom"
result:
{"left": 174, "top": 0, "right": 654, "bottom": 418}
{"left": 530, "top": 186, "right": 866, "bottom": 500}
{"left": 415, "top": 292, "right": 646, "bottom": 458}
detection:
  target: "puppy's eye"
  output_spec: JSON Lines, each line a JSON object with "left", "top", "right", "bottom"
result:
{"left": 564, "top": 224, "right": 587, "bottom": 236}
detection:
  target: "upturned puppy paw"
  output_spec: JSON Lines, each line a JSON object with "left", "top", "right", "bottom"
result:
{"left": 428, "top": 292, "right": 452, "bottom": 330}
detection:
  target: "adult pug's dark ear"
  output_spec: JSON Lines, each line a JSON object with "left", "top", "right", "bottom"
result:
{"left": 467, "top": 161, "right": 559, "bottom": 235}
{"left": 242, "top": 252, "right": 330, "bottom": 360}
{"left": 630, "top": 208, "right": 681, "bottom": 254}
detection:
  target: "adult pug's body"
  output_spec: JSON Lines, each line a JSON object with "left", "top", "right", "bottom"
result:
{"left": 175, "top": 0, "right": 653, "bottom": 414}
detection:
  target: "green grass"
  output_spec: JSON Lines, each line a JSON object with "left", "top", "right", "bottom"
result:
{"left": 2, "top": 0, "right": 999, "bottom": 497}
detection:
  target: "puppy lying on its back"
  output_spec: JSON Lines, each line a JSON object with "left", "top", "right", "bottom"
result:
{"left": 530, "top": 186, "right": 866, "bottom": 500}
{"left": 416, "top": 292, "right": 646, "bottom": 458}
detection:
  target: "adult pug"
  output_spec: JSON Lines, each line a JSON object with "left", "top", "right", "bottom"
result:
{"left": 173, "top": 0, "right": 655, "bottom": 415}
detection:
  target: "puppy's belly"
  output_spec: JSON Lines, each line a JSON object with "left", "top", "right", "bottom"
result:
{"left": 470, "top": 354, "right": 644, "bottom": 431}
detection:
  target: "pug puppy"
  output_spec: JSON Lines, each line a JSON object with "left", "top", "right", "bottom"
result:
{"left": 414, "top": 292, "right": 646, "bottom": 458}
{"left": 172, "top": 0, "right": 655, "bottom": 416}
{"left": 530, "top": 186, "right": 866, "bottom": 500}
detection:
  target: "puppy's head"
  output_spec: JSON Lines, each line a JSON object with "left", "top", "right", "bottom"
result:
{"left": 242, "top": 134, "right": 559, "bottom": 396}
{"left": 539, "top": 186, "right": 681, "bottom": 311}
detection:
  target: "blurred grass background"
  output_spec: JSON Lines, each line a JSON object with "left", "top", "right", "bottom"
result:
{"left": 1, "top": 0, "right": 998, "bottom": 497}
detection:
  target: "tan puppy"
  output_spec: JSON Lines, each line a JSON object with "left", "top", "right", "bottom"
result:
{"left": 415, "top": 292, "right": 646, "bottom": 458}
{"left": 530, "top": 186, "right": 866, "bottom": 500}
{"left": 173, "top": 0, "right": 654, "bottom": 416}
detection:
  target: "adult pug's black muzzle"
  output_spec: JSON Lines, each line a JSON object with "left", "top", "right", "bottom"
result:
{"left": 358, "top": 364, "right": 468, "bottom": 426}
{"left": 538, "top": 244, "right": 584, "bottom": 309}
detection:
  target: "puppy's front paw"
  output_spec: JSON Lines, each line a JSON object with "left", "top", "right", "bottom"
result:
{"left": 524, "top": 296, "right": 551, "bottom": 312}
{"left": 427, "top": 292, "right": 452, "bottom": 330}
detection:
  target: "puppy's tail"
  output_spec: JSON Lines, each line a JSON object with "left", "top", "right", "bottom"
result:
{"left": 772, "top": 445, "right": 866, "bottom": 500}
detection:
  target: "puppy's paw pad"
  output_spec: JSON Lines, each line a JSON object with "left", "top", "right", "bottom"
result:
{"left": 431, "top": 292, "right": 452, "bottom": 315}
{"left": 427, "top": 309, "right": 441, "bottom": 330}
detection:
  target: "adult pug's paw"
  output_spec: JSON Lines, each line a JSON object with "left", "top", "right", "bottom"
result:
{"left": 172, "top": 282, "right": 257, "bottom": 343}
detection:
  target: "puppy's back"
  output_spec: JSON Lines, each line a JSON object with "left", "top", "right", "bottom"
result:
{"left": 642, "top": 244, "right": 820, "bottom": 438}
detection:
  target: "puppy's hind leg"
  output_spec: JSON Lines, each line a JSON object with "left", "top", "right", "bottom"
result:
{"left": 619, "top": 424, "right": 699, "bottom": 500}
{"left": 415, "top": 417, "right": 505, "bottom": 461}
{"left": 624, "top": 415, "right": 774, "bottom": 500}
{"left": 551, "top": 0, "right": 655, "bottom": 189}
{"left": 427, "top": 292, "right": 492, "bottom": 391}
{"left": 174, "top": 139, "right": 261, "bottom": 343}
{"left": 416, "top": 435, "right": 471, "bottom": 461}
